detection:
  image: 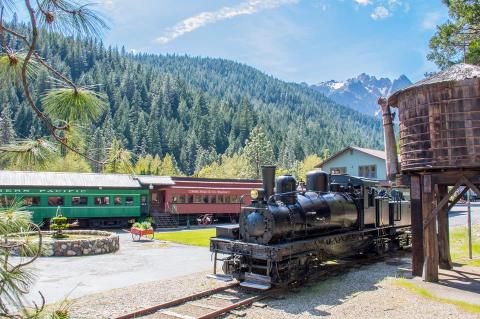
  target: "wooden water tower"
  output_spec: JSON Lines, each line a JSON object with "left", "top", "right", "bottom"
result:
{"left": 380, "top": 63, "right": 480, "bottom": 282}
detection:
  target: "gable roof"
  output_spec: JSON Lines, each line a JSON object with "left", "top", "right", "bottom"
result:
{"left": 315, "top": 146, "right": 386, "bottom": 168}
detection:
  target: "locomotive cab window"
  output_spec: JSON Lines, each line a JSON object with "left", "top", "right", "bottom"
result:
{"left": 72, "top": 196, "right": 88, "bottom": 206}
{"left": 95, "top": 196, "right": 110, "bottom": 206}
{"left": 48, "top": 197, "right": 64, "bottom": 206}
{"left": 23, "top": 196, "right": 40, "bottom": 206}
{"left": 114, "top": 196, "right": 122, "bottom": 206}
{"left": 125, "top": 197, "right": 134, "bottom": 206}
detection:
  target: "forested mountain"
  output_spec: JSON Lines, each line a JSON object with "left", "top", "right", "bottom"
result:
{"left": 312, "top": 74, "right": 412, "bottom": 115}
{"left": 0, "top": 20, "right": 383, "bottom": 175}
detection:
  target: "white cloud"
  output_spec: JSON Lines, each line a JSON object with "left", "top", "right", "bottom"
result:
{"left": 422, "top": 11, "right": 442, "bottom": 30}
{"left": 156, "top": 0, "right": 299, "bottom": 44}
{"left": 371, "top": 6, "right": 390, "bottom": 20}
{"left": 354, "top": 0, "right": 371, "bottom": 5}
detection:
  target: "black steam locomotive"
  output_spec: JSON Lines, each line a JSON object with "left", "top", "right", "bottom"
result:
{"left": 210, "top": 166, "right": 411, "bottom": 289}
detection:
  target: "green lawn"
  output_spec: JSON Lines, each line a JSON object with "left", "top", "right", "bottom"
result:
{"left": 450, "top": 225, "right": 480, "bottom": 267}
{"left": 153, "top": 228, "right": 216, "bottom": 247}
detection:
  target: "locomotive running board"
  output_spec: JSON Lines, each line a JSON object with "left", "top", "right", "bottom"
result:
{"left": 240, "top": 273, "right": 271, "bottom": 290}
{"left": 207, "top": 274, "right": 234, "bottom": 282}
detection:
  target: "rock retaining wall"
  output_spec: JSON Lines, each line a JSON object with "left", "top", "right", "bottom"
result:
{"left": 16, "top": 230, "right": 119, "bottom": 257}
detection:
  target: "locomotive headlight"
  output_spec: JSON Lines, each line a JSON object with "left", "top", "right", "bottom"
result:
{"left": 250, "top": 189, "right": 259, "bottom": 200}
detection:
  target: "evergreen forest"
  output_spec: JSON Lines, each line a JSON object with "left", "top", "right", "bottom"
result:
{"left": 0, "top": 18, "right": 384, "bottom": 178}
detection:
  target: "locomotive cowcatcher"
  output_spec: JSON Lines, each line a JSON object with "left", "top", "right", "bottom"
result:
{"left": 210, "top": 166, "right": 411, "bottom": 289}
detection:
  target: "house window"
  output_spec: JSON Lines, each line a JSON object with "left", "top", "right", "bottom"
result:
{"left": 358, "top": 165, "right": 377, "bottom": 178}
{"left": 72, "top": 196, "right": 88, "bottom": 206}
{"left": 48, "top": 197, "right": 64, "bottom": 206}
{"left": 23, "top": 196, "right": 40, "bottom": 206}
{"left": 330, "top": 167, "right": 346, "bottom": 175}
{"left": 94, "top": 196, "right": 110, "bottom": 206}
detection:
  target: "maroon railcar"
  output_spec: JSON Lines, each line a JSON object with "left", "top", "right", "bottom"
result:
{"left": 149, "top": 177, "right": 261, "bottom": 225}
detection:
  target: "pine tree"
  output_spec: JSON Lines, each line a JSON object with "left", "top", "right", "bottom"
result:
{"left": 0, "top": 105, "right": 16, "bottom": 145}
{"left": 88, "top": 128, "right": 106, "bottom": 172}
{"left": 242, "top": 125, "right": 274, "bottom": 178}
{"left": 160, "top": 153, "right": 179, "bottom": 176}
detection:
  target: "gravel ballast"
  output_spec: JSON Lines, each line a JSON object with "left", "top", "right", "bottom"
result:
{"left": 66, "top": 257, "right": 479, "bottom": 319}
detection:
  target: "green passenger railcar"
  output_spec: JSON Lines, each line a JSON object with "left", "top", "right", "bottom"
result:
{"left": 0, "top": 187, "right": 150, "bottom": 228}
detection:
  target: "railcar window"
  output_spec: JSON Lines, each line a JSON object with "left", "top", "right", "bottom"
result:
{"left": 203, "top": 195, "right": 209, "bottom": 204}
{"left": 114, "top": 196, "right": 122, "bottom": 205}
{"left": 218, "top": 195, "right": 225, "bottom": 203}
{"left": 230, "top": 195, "right": 238, "bottom": 203}
{"left": 186, "top": 195, "right": 193, "bottom": 204}
{"left": 172, "top": 195, "right": 178, "bottom": 203}
{"left": 23, "top": 196, "right": 40, "bottom": 206}
{"left": 72, "top": 196, "right": 88, "bottom": 206}
{"left": 210, "top": 196, "right": 216, "bottom": 204}
{"left": 0, "top": 196, "right": 15, "bottom": 206}
{"left": 178, "top": 195, "right": 185, "bottom": 204}
{"left": 94, "top": 196, "right": 110, "bottom": 205}
{"left": 141, "top": 195, "right": 147, "bottom": 205}
{"left": 194, "top": 195, "right": 202, "bottom": 204}
{"left": 48, "top": 197, "right": 64, "bottom": 206}
{"left": 125, "top": 197, "right": 134, "bottom": 206}
{"left": 225, "top": 196, "right": 231, "bottom": 204}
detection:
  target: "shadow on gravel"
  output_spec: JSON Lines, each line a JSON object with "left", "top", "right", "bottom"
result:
{"left": 264, "top": 257, "right": 412, "bottom": 317}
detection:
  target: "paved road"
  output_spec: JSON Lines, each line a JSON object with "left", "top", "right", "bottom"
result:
{"left": 449, "top": 202, "right": 480, "bottom": 227}
{"left": 24, "top": 231, "right": 213, "bottom": 304}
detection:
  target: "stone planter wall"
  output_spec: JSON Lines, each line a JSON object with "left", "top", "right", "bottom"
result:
{"left": 14, "top": 230, "right": 119, "bottom": 257}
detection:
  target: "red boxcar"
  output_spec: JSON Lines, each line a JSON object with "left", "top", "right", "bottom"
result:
{"left": 149, "top": 177, "right": 261, "bottom": 226}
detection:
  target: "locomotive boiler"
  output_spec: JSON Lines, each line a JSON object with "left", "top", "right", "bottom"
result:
{"left": 210, "top": 166, "right": 411, "bottom": 289}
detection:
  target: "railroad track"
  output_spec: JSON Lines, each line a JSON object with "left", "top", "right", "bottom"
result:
{"left": 113, "top": 282, "right": 277, "bottom": 319}
{"left": 115, "top": 250, "right": 409, "bottom": 319}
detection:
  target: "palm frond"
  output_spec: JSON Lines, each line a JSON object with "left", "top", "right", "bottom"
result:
{"left": 42, "top": 87, "right": 107, "bottom": 123}
{"left": 0, "top": 53, "right": 39, "bottom": 83}
{"left": 36, "top": 0, "right": 108, "bottom": 38}
{"left": 0, "top": 139, "right": 57, "bottom": 170}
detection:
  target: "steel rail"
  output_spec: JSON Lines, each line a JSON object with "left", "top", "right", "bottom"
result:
{"left": 113, "top": 282, "right": 239, "bottom": 319}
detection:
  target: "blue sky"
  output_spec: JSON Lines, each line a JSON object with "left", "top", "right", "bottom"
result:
{"left": 97, "top": 0, "right": 448, "bottom": 84}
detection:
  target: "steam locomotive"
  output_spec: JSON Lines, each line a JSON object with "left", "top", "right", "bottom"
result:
{"left": 209, "top": 166, "right": 411, "bottom": 289}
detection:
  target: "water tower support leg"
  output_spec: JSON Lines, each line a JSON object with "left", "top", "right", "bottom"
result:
{"left": 437, "top": 184, "right": 452, "bottom": 270}
{"left": 422, "top": 174, "right": 439, "bottom": 282}
{"left": 410, "top": 175, "right": 424, "bottom": 277}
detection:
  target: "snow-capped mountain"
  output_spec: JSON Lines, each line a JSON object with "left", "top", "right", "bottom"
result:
{"left": 312, "top": 73, "right": 412, "bottom": 115}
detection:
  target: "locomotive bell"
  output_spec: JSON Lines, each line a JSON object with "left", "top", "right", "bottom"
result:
{"left": 275, "top": 175, "right": 297, "bottom": 204}
{"left": 306, "top": 170, "right": 329, "bottom": 192}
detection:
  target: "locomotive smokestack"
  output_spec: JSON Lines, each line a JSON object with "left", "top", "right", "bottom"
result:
{"left": 378, "top": 97, "right": 399, "bottom": 182}
{"left": 261, "top": 165, "right": 276, "bottom": 201}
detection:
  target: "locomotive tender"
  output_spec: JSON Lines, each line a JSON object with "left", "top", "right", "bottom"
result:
{"left": 210, "top": 166, "right": 411, "bottom": 289}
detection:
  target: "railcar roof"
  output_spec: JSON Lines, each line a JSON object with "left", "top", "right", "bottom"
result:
{"left": 0, "top": 171, "right": 174, "bottom": 188}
